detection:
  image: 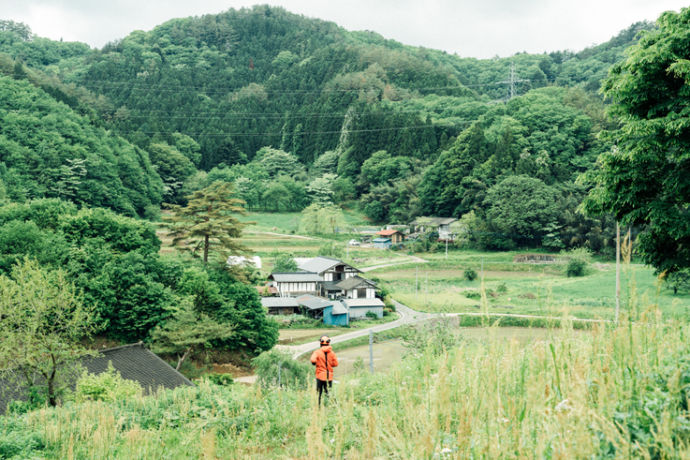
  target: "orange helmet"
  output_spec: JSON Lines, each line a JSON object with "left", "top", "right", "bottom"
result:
{"left": 320, "top": 336, "right": 331, "bottom": 346}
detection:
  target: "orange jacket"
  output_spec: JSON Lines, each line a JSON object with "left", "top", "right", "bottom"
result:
{"left": 310, "top": 345, "right": 338, "bottom": 381}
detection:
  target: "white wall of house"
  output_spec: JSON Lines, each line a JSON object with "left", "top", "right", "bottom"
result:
{"left": 346, "top": 287, "right": 376, "bottom": 299}
{"left": 276, "top": 281, "right": 317, "bottom": 297}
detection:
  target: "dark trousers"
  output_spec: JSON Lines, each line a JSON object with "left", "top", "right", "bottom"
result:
{"left": 316, "top": 379, "right": 332, "bottom": 405}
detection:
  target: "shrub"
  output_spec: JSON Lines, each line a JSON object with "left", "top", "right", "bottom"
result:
{"left": 205, "top": 373, "right": 234, "bottom": 386}
{"left": 497, "top": 283, "right": 508, "bottom": 294}
{"left": 464, "top": 268, "right": 478, "bottom": 281}
{"left": 566, "top": 258, "right": 587, "bottom": 277}
{"left": 365, "top": 311, "right": 378, "bottom": 319}
{"left": 75, "top": 364, "right": 142, "bottom": 403}
{"left": 252, "top": 349, "right": 311, "bottom": 389}
{"left": 562, "top": 248, "right": 592, "bottom": 277}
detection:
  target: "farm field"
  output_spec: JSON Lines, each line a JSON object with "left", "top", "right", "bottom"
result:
{"left": 333, "top": 326, "right": 573, "bottom": 377}
{"left": 371, "top": 251, "right": 690, "bottom": 321}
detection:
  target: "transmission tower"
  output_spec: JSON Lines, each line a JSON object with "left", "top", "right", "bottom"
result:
{"left": 499, "top": 62, "right": 529, "bottom": 100}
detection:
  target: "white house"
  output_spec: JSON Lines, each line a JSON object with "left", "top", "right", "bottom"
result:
{"left": 267, "top": 272, "right": 323, "bottom": 297}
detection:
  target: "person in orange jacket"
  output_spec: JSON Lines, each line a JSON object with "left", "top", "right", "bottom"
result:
{"left": 310, "top": 335, "right": 338, "bottom": 405}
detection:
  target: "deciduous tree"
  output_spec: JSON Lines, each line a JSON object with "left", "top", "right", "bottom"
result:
{"left": 0, "top": 259, "right": 97, "bottom": 407}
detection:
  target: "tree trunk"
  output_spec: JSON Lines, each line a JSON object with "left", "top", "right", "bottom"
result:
{"left": 203, "top": 234, "right": 209, "bottom": 265}
{"left": 176, "top": 347, "right": 193, "bottom": 371}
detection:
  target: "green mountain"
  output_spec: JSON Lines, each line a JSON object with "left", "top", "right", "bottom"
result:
{"left": 0, "top": 74, "right": 163, "bottom": 216}
{"left": 8, "top": 6, "right": 648, "bottom": 173}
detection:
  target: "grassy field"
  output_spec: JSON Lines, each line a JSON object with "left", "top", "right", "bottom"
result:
{"left": 372, "top": 250, "right": 690, "bottom": 321}
{"left": 4, "top": 315, "right": 688, "bottom": 459}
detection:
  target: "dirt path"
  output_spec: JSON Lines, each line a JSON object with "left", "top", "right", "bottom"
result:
{"left": 360, "top": 254, "right": 428, "bottom": 272}
{"left": 247, "top": 231, "right": 319, "bottom": 240}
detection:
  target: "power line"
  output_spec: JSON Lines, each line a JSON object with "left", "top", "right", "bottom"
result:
{"left": 68, "top": 78, "right": 517, "bottom": 95}
{"left": 112, "top": 122, "right": 474, "bottom": 138}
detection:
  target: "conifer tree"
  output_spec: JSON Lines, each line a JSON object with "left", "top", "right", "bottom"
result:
{"left": 165, "top": 181, "right": 248, "bottom": 265}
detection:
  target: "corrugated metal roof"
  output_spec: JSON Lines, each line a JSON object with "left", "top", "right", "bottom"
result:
{"left": 331, "top": 301, "right": 347, "bottom": 315}
{"left": 296, "top": 294, "right": 331, "bottom": 310}
{"left": 297, "top": 257, "right": 360, "bottom": 274}
{"left": 411, "top": 217, "right": 458, "bottom": 226}
{"left": 376, "top": 229, "right": 400, "bottom": 236}
{"left": 344, "top": 298, "right": 385, "bottom": 308}
{"left": 261, "top": 297, "right": 299, "bottom": 307}
{"left": 269, "top": 272, "right": 323, "bottom": 282}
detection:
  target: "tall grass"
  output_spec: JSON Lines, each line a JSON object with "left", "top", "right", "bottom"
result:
{"left": 2, "top": 309, "right": 688, "bottom": 459}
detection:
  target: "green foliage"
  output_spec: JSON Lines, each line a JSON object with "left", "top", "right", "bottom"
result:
{"left": 165, "top": 181, "right": 248, "bottom": 265}
{"left": 299, "top": 203, "right": 344, "bottom": 234}
{"left": 318, "top": 241, "right": 344, "bottom": 259}
{"left": 252, "top": 349, "right": 311, "bottom": 389}
{"left": 584, "top": 8, "right": 690, "bottom": 273}
{"left": 665, "top": 269, "right": 690, "bottom": 295}
{"left": 0, "top": 259, "right": 96, "bottom": 406}
{"left": 273, "top": 253, "right": 298, "bottom": 272}
{"left": 75, "top": 364, "right": 143, "bottom": 403}
{"left": 562, "top": 247, "right": 592, "bottom": 277}
{"left": 0, "top": 75, "right": 163, "bottom": 216}
{"left": 464, "top": 268, "right": 478, "bottom": 281}
{"left": 151, "top": 298, "right": 234, "bottom": 370}
{"left": 480, "top": 175, "right": 562, "bottom": 249}
{"left": 566, "top": 258, "right": 587, "bottom": 277}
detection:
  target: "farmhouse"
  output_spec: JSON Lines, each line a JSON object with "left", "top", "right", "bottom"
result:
{"left": 296, "top": 256, "right": 360, "bottom": 282}
{"left": 262, "top": 257, "right": 384, "bottom": 325}
{"left": 410, "top": 216, "right": 458, "bottom": 241}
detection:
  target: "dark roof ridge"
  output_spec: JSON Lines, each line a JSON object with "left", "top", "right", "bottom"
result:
{"left": 94, "top": 342, "right": 194, "bottom": 387}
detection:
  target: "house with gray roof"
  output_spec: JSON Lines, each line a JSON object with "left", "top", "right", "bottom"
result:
{"left": 296, "top": 256, "right": 360, "bottom": 284}
{"left": 0, "top": 343, "right": 193, "bottom": 414}
{"left": 267, "top": 272, "right": 323, "bottom": 297}
{"left": 335, "top": 276, "right": 377, "bottom": 299}
{"left": 410, "top": 216, "right": 459, "bottom": 241}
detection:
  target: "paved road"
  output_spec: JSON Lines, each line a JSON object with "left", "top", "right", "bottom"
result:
{"left": 277, "top": 300, "right": 432, "bottom": 359}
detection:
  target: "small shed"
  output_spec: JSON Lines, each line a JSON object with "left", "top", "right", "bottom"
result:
{"left": 376, "top": 229, "right": 404, "bottom": 244}
{"left": 323, "top": 301, "right": 349, "bottom": 326}
{"left": 344, "top": 298, "right": 385, "bottom": 319}
{"left": 261, "top": 297, "right": 300, "bottom": 315}
{"left": 373, "top": 237, "right": 392, "bottom": 249}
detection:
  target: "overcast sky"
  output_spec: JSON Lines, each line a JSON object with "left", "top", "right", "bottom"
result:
{"left": 2, "top": 0, "right": 688, "bottom": 58}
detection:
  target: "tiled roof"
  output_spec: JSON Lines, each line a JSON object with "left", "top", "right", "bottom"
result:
{"left": 269, "top": 272, "right": 323, "bottom": 282}
{"left": 0, "top": 343, "right": 193, "bottom": 413}
{"left": 261, "top": 297, "right": 299, "bottom": 308}
{"left": 376, "top": 229, "right": 400, "bottom": 236}
{"left": 336, "top": 276, "right": 376, "bottom": 291}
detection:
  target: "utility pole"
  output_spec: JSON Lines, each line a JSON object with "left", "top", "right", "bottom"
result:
{"left": 369, "top": 330, "right": 374, "bottom": 373}
{"left": 615, "top": 222, "right": 620, "bottom": 325}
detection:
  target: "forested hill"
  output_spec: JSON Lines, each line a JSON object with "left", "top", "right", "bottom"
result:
{"left": 0, "top": 74, "right": 163, "bottom": 216}
{"left": 0, "top": 6, "right": 650, "bottom": 173}
{"left": 0, "top": 8, "right": 655, "bottom": 250}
